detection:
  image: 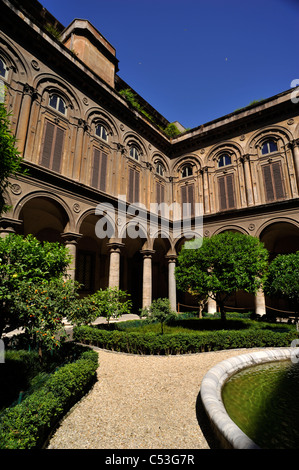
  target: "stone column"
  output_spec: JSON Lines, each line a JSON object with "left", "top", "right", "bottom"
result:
{"left": 207, "top": 296, "right": 217, "bottom": 315}
{"left": 290, "top": 139, "right": 299, "bottom": 189}
{"left": 165, "top": 255, "right": 177, "bottom": 312}
{"left": 242, "top": 154, "right": 254, "bottom": 206}
{"left": 140, "top": 249, "right": 155, "bottom": 309}
{"left": 107, "top": 242, "right": 124, "bottom": 288}
{"left": 15, "top": 84, "right": 36, "bottom": 156}
{"left": 255, "top": 288, "right": 266, "bottom": 316}
{"left": 61, "top": 232, "right": 82, "bottom": 280}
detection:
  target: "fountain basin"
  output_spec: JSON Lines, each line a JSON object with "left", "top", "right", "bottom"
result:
{"left": 200, "top": 348, "right": 298, "bottom": 449}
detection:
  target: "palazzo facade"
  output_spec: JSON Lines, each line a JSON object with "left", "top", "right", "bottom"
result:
{"left": 1, "top": 0, "right": 299, "bottom": 315}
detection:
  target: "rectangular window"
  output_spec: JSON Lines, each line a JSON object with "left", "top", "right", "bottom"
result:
{"left": 76, "top": 251, "right": 95, "bottom": 292}
{"left": 181, "top": 183, "right": 195, "bottom": 217}
{"left": 262, "top": 162, "right": 285, "bottom": 202}
{"left": 91, "top": 148, "right": 108, "bottom": 192}
{"left": 127, "top": 168, "right": 140, "bottom": 203}
{"left": 218, "top": 174, "right": 236, "bottom": 211}
{"left": 40, "top": 120, "right": 65, "bottom": 172}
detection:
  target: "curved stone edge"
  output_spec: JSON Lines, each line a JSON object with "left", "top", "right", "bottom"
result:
{"left": 200, "top": 348, "right": 298, "bottom": 449}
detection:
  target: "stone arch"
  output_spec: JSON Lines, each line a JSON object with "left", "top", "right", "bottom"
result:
{"left": 86, "top": 107, "right": 120, "bottom": 142}
{"left": 257, "top": 218, "right": 299, "bottom": 259}
{"left": 33, "top": 73, "right": 82, "bottom": 116}
{"left": 246, "top": 125, "right": 293, "bottom": 154}
{"left": 206, "top": 141, "right": 243, "bottom": 165}
{"left": 0, "top": 33, "right": 31, "bottom": 82}
{"left": 212, "top": 225, "right": 250, "bottom": 236}
{"left": 13, "top": 191, "right": 73, "bottom": 241}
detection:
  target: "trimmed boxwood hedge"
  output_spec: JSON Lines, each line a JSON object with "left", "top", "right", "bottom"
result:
{"left": 0, "top": 347, "right": 98, "bottom": 449}
{"left": 74, "top": 325, "right": 299, "bottom": 355}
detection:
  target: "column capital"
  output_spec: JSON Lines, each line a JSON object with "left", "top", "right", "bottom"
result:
{"left": 289, "top": 139, "right": 299, "bottom": 149}
{"left": 60, "top": 232, "right": 82, "bottom": 245}
{"left": 140, "top": 249, "right": 155, "bottom": 258}
{"left": 107, "top": 241, "right": 124, "bottom": 253}
{"left": 240, "top": 154, "right": 251, "bottom": 162}
{"left": 165, "top": 254, "right": 178, "bottom": 263}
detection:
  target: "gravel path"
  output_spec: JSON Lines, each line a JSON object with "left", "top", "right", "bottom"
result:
{"left": 48, "top": 347, "right": 261, "bottom": 450}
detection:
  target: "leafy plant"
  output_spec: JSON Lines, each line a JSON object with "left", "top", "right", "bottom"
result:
{"left": 89, "top": 287, "right": 132, "bottom": 326}
{"left": 175, "top": 232, "right": 269, "bottom": 321}
{"left": 140, "top": 298, "right": 177, "bottom": 334}
{"left": 264, "top": 252, "right": 299, "bottom": 313}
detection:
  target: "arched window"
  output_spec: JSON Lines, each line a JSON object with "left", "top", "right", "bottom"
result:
{"left": 0, "top": 57, "right": 8, "bottom": 79}
{"left": 130, "top": 145, "right": 139, "bottom": 161}
{"left": 95, "top": 124, "right": 108, "bottom": 142}
{"left": 181, "top": 164, "right": 193, "bottom": 178}
{"left": 261, "top": 139, "right": 278, "bottom": 155}
{"left": 156, "top": 162, "right": 165, "bottom": 177}
{"left": 49, "top": 94, "right": 66, "bottom": 115}
{"left": 218, "top": 154, "right": 232, "bottom": 167}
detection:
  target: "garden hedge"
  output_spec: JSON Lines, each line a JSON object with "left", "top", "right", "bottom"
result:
{"left": 73, "top": 325, "right": 299, "bottom": 355}
{"left": 0, "top": 347, "right": 98, "bottom": 449}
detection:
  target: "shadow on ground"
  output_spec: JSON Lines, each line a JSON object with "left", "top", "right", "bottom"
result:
{"left": 195, "top": 392, "right": 222, "bottom": 449}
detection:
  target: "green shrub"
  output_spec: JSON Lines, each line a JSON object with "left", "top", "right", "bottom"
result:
{"left": 0, "top": 347, "right": 98, "bottom": 449}
{"left": 73, "top": 324, "right": 298, "bottom": 356}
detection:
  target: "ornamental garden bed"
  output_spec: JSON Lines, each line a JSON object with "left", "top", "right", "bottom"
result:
{"left": 74, "top": 315, "right": 299, "bottom": 356}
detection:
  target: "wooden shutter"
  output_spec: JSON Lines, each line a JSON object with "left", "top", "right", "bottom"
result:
{"left": 226, "top": 174, "right": 235, "bottom": 209}
{"left": 40, "top": 121, "right": 55, "bottom": 168}
{"left": 272, "top": 162, "right": 285, "bottom": 200}
{"left": 91, "top": 149, "right": 108, "bottom": 191}
{"left": 128, "top": 168, "right": 134, "bottom": 203}
{"left": 92, "top": 149, "right": 101, "bottom": 188}
{"left": 156, "top": 182, "right": 165, "bottom": 215}
{"left": 134, "top": 170, "right": 140, "bottom": 202}
{"left": 218, "top": 174, "right": 236, "bottom": 210}
{"left": 181, "top": 184, "right": 194, "bottom": 217}
{"left": 100, "top": 152, "right": 107, "bottom": 192}
{"left": 40, "top": 120, "right": 64, "bottom": 172}
{"left": 262, "top": 162, "right": 285, "bottom": 202}
{"left": 262, "top": 164, "right": 274, "bottom": 202}
{"left": 52, "top": 126, "right": 64, "bottom": 172}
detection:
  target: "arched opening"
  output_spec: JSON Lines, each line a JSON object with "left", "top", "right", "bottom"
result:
{"left": 19, "top": 196, "right": 70, "bottom": 242}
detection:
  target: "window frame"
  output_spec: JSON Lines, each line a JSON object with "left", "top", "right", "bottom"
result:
{"left": 181, "top": 164, "right": 193, "bottom": 178}
{"left": 129, "top": 145, "right": 140, "bottom": 161}
{"left": 261, "top": 139, "right": 278, "bottom": 155}
{"left": 218, "top": 154, "right": 232, "bottom": 168}
{"left": 49, "top": 93, "right": 67, "bottom": 116}
{"left": 95, "top": 123, "right": 108, "bottom": 142}
{"left": 0, "top": 56, "right": 8, "bottom": 80}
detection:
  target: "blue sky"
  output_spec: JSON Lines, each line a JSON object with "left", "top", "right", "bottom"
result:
{"left": 39, "top": 0, "right": 299, "bottom": 130}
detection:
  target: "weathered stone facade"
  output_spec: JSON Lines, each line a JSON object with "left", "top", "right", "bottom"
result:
{"left": 1, "top": 0, "right": 299, "bottom": 314}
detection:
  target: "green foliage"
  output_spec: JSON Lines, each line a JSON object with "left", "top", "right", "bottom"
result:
{"left": 45, "top": 23, "right": 61, "bottom": 41}
{"left": 264, "top": 252, "right": 299, "bottom": 311}
{"left": 175, "top": 232, "right": 269, "bottom": 321}
{"left": 90, "top": 287, "right": 132, "bottom": 325}
{"left": 0, "top": 103, "right": 24, "bottom": 215}
{"left": 0, "top": 233, "right": 72, "bottom": 340}
{"left": 74, "top": 319, "right": 298, "bottom": 355}
{"left": 140, "top": 298, "right": 177, "bottom": 334}
{"left": 0, "top": 346, "right": 98, "bottom": 449}
{"left": 163, "top": 123, "right": 181, "bottom": 138}
{"left": 13, "top": 278, "right": 78, "bottom": 352}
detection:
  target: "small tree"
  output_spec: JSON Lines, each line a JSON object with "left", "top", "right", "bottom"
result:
{"left": 175, "top": 232, "right": 269, "bottom": 321}
{"left": 90, "top": 287, "right": 132, "bottom": 326}
{"left": 0, "top": 102, "right": 24, "bottom": 215}
{"left": 14, "top": 278, "right": 78, "bottom": 358}
{"left": 0, "top": 234, "right": 72, "bottom": 337}
{"left": 264, "top": 251, "right": 299, "bottom": 314}
{"left": 140, "top": 298, "right": 177, "bottom": 334}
